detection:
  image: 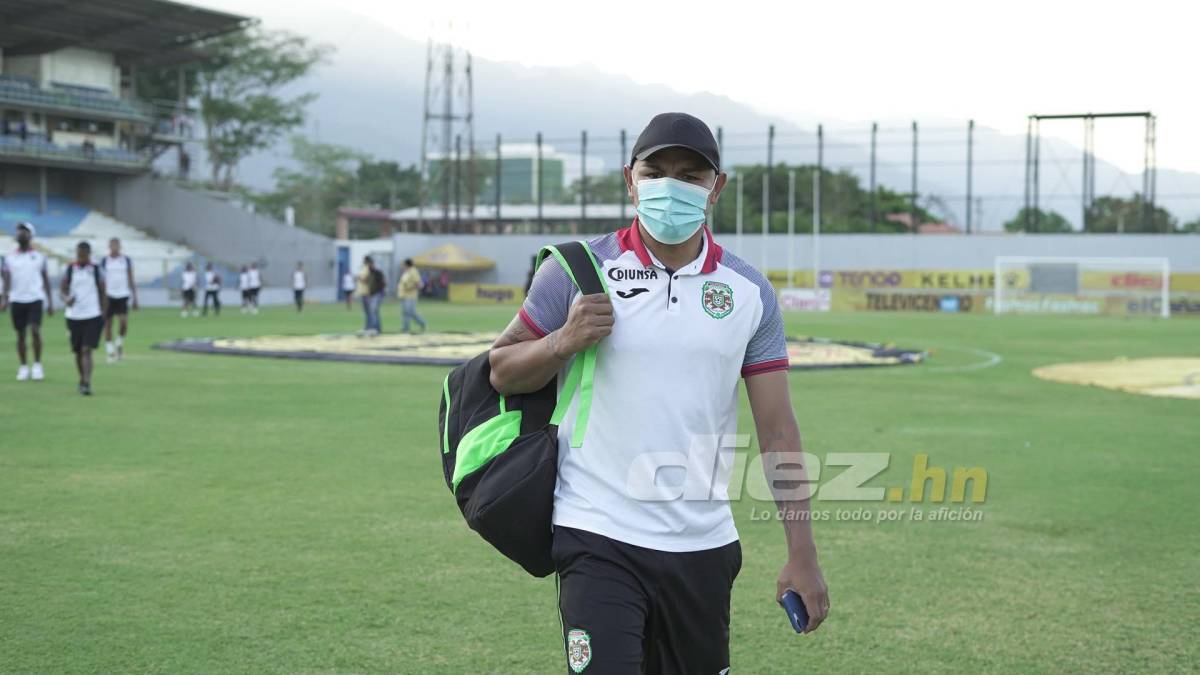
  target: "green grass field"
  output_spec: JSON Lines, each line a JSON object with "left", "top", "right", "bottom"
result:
{"left": 1, "top": 301, "right": 1196, "bottom": 673}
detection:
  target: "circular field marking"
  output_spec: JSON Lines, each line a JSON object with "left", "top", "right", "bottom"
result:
{"left": 155, "top": 332, "right": 926, "bottom": 371}
{"left": 920, "top": 346, "right": 1004, "bottom": 373}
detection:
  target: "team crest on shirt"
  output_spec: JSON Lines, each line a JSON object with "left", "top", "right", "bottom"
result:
{"left": 566, "top": 628, "right": 592, "bottom": 672}
{"left": 701, "top": 281, "right": 734, "bottom": 319}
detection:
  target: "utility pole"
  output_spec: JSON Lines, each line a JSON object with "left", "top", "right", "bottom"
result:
{"left": 619, "top": 128, "right": 627, "bottom": 227}
{"left": 911, "top": 121, "right": 918, "bottom": 234}
{"left": 869, "top": 122, "right": 877, "bottom": 233}
{"left": 966, "top": 119, "right": 974, "bottom": 234}
{"left": 536, "top": 131, "right": 544, "bottom": 233}
{"left": 495, "top": 133, "right": 502, "bottom": 231}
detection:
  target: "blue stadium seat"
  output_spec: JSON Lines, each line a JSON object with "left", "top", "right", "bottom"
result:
{"left": 0, "top": 193, "right": 92, "bottom": 236}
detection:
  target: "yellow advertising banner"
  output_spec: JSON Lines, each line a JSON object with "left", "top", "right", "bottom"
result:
{"left": 448, "top": 283, "right": 525, "bottom": 305}
{"left": 768, "top": 268, "right": 1200, "bottom": 294}
{"left": 831, "top": 289, "right": 992, "bottom": 314}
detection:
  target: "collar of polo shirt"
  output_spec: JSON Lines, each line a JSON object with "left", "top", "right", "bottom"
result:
{"left": 615, "top": 218, "right": 723, "bottom": 276}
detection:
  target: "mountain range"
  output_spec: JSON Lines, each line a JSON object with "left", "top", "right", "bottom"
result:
{"left": 224, "top": 4, "right": 1200, "bottom": 232}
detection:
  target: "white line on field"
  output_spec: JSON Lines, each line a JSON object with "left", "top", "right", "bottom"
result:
{"left": 922, "top": 346, "right": 1004, "bottom": 373}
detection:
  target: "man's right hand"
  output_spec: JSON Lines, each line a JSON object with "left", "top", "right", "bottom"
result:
{"left": 550, "top": 293, "right": 613, "bottom": 359}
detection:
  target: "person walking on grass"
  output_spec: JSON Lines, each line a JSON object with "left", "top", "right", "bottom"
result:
{"left": 238, "top": 265, "right": 251, "bottom": 313}
{"left": 247, "top": 262, "right": 262, "bottom": 314}
{"left": 342, "top": 268, "right": 356, "bottom": 310}
{"left": 180, "top": 262, "right": 198, "bottom": 317}
{"left": 488, "top": 113, "right": 828, "bottom": 673}
{"left": 362, "top": 256, "right": 385, "bottom": 334}
{"left": 60, "top": 241, "right": 106, "bottom": 395}
{"left": 202, "top": 263, "right": 221, "bottom": 316}
{"left": 357, "top": 258, "right": 371, "bottom": 329}
{"left": 397, "top": 258, "right": 426, "bottom": 334}
{"left": 100, "top": 237, "right": 137, "bottom": 363}
{"left": 292, "top": 262, "right": 307, "bottom": 312}
{"left": 1, "top": 222, "right": 53, "bottom": 381}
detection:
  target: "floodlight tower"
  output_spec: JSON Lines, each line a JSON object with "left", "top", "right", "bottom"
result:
{"left": 418, "top": 31, "right": 475, "bottom": 233}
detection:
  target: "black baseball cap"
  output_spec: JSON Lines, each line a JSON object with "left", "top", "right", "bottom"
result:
{"left": 630, "top": 112, "right": 720, "bottom": 172}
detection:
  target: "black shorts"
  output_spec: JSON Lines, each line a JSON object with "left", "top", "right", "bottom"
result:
{"left": 67, "top": 316, "right": 104, "bottom": 353}
{"left": 241, "top": 290, "right": 250, "bottom": 301}
{"left": 553, "top": 526, "right": 742, "bottom": 674}
{"left": 182, "top": 288, "right": 196, "bottom": 303}
{"left": 10, "top": 300, "right": 43, "bottom": 332}
{"left": 106, "top": 296, "right": 129, "bottom": 317}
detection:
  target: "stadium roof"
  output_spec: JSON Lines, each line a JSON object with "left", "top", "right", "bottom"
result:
{"left": 0, "top": 0, "right": 253, "bottom": 67}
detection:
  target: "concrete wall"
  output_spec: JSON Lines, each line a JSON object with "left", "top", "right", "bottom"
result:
{"left": 391, "top": 231, "right": 1200, "bottom": 286}
{"left": 1, "top": 165, "right": 116, "bottom": 213}
{"left": 134, "top": 286, "right": 338, "bottom": 309}
{"left": 113, "top": 175, "right": 335, "bottom": 286}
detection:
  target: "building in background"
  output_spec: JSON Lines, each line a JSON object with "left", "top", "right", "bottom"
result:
{"left": 0, "top": 1, "right": 250, "bottom": 207}
{"left": 426, "top": 143, "right": 571, "bottom": 206}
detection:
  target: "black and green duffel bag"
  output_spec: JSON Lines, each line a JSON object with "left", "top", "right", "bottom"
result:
{"left": 438, "top": 240, "right": 607, "bottom": 577}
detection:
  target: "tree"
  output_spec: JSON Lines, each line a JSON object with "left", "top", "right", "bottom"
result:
{"left": 249, "top": 136, "right": 365, "bottom": 235}
{"left": 1004, "top": 207, "right": 1073, "bottom": 233}
{"left": 1178, "top": 218, "right": 1200, "bottom": 234}
{"left": 1087, "top": 195, "right": 1176, "bottom": 233}
{"left": 160, "top": 29, "right": 330, "bottom": 190}
{"left": 244, "top": 137, "right": 423, "bottom": 235}
{"left": 565, "top": 171, "right": 629, "bottom": 205}
{"left": 707, "top": 164, "right": 931, "bottom": 235}
{"left": 355, "top": 160, "right": 421, "bottom": 211}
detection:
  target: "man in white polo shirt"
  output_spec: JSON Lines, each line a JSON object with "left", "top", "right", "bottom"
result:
{"left": 100, "top": 237, "right": 137, "bottom": 363}
{"left": 489, "top": 113, "right": 829, "bottom": 673}
{"left": 61, "top": 240, "right": 107, "bottom": 395}
{"left": 1, "top": 222, "right": 54, "bottom": 381}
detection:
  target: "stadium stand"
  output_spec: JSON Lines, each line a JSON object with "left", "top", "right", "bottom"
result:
{"left": 0, "top": 75, "right": 153, "bottom": 120}
{"left": 0, "top": 193, "right": 198, "bottom": 285}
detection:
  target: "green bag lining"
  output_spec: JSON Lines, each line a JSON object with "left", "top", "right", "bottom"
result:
{"left": 452, "top": 405, "right": 524, "bottom": 491}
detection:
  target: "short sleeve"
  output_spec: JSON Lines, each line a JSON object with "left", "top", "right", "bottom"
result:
{"left": 741, "top": 288, "right": 789, "bottom": 377}
{"left": 518, "top": 257, "right": 575, "bottom": 337}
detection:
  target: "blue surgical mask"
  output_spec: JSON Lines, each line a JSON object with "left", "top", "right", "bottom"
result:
{"left": 635, "top": 177, "right": 712, "bottom": 245}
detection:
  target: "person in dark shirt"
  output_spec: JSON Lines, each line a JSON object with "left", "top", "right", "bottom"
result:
{"left": 362, "top": 256, "right": 386, "bottom": 334}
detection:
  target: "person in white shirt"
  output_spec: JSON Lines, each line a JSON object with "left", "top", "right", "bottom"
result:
{"left": 202, "top": 263, "right": 221, "bottom": 316}
{"left": 59, "top": 241, "right": 106, "bottom": 395}
{"left": 180, "top": 262, "right": 198, "bottom": 317}
{"left": 246, "top": 262, "right": 262, "bottom": 314}
{"left": 341, "top": 269, "right": 356, "bottom": 310}
{"left": 100, "top": 237, "right": 137, "bottom": 363}
{"left": 1, "top": 222, "right": 54, "bottom": 381}
{"left": 292, "top": 262, "right": 307, "bottom": 312}
{"left": 238, "top": 265, "right": 251, "bottom": 313}
{"left": 488, "top": 114, "right": 829, "bottom": 672}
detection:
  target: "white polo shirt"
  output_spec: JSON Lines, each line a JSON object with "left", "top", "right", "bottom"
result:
{"left": 519, "top": 221, "right": 788, "bottom": 552}
{"left": 64, "top": 263, "right": 102, "bottom": 320}
{"left": 4, "top": 248, "right": 48, "bottom": 304}
{"left": 100, "top": 254, "right": 132, "bottom": 299}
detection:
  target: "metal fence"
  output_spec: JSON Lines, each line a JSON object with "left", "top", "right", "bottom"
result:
{"left": 409, "top": 120, "right": 1199, "bottom": 236}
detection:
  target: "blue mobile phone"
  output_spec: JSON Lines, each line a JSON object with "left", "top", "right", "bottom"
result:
{"left": 780, "top": 589, "right": 809, "bottom": 633}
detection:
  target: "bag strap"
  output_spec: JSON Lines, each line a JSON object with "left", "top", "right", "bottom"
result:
{"left": 536, "top": 241, "right": 608, "bottom": 448}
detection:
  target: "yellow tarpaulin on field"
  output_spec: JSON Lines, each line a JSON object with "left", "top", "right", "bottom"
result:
{"left": 1033, "top": 357, "right": 1200, "bottom": 399}
{"left": 411, "top": 243, "right": 495, "bottom": 271}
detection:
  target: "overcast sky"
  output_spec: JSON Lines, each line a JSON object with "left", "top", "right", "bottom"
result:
{"left": 197, "top": 0, "right": 1197, "bottom": 175}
